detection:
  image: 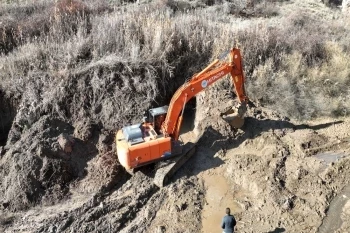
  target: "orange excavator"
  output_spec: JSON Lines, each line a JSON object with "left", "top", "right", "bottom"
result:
{"left": 116, "top": 48, "right": 249, "bottom": 187}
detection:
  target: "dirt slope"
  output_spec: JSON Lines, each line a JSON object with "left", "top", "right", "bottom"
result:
{"left": 1, "top": 84, "right": 350, "bottom": 233}
{"left": 190, "top": 81, "right": 350, "bottom": 233}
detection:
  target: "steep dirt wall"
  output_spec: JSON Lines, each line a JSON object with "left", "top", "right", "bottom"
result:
{"left": 0, "top": 91, "right": 17, "bottom": 144}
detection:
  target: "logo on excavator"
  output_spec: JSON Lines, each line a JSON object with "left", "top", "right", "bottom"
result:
{"left": 201, "top": 80, "right": 208, "bottom": 88}
{"left": 201, "top": 71, "right": 225, "bottom": 89}
{"left": 208, "top": 71, "right": 225, "bottom": 83}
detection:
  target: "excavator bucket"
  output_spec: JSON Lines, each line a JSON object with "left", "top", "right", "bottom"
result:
{"left": 221, "top": 103, "right": 247, "bottom": 128}
{"left": 222, "top": 113, "right": 245, "bottom": 128}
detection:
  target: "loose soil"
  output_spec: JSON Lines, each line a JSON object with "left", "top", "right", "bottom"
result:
{"left": 1, "top": 83, "right": 350, "bottom": 233}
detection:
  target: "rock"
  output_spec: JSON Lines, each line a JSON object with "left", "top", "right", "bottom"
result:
{"left": 57, "top": 133, "right": 75, "bottom": 153}
{"left": 0, "top": 146, "right": 5, "bottom": 156}
{"left": 174, "top": 204, "right": 180, "bottom": 212}
{"left": 343, "top": 0, "right": 350, "bottom": 13}
{"left": 157, "top": 225, "right": 166, "bottom": 233}
{"left": 98, "top": 131, "right": 112, "bottom": 153}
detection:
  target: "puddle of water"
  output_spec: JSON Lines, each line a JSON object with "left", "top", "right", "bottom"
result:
{"left": 314, "top": 151, "right": 349, "bottom": 174}
{"left": 315, "top": 151, "right": 348, "bottom": 165}
{"left": 318, "top": 185, "right": 350, "bottom": 233}
{"left": 201, "top": 171, "right": 241, "bottom": 233}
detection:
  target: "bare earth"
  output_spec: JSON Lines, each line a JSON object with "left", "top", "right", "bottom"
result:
{"left": 1, "top": 87, "right": 350, "bottom": 233}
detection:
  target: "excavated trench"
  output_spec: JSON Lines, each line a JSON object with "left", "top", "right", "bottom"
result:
{"left": 201, "top": 169, "right": 242, "bottom": 233}
{"left": 316, "top": 151, "right": 350, "bottom": 233}
{"left": 0, "top": 92, "right": 16, "bottom": 147}
{"left": 318, "top": 184, "right": 350, "bottom": 233}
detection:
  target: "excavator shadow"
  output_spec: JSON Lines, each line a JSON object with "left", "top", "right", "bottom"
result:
{"left": 267, "top": 227, "right": 285, "bottom": 233}
{"left": 234, "top": 117, "right": 344, "bottom": 146}
{"left": 172, "top": 126, "right": 227, "bottom": 179}
{"left": 173, "top": 117, "right": 343, "bottom": 180}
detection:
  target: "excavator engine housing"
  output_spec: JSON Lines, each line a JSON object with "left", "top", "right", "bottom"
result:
{"left": 116, "top": 105, "right": 184, "bottom": 170}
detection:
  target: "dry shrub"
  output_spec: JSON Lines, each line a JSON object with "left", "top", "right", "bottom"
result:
{"left": 76, "top": 152, "right": 119, "bottom": 193}
{"left": 0, "top": 2, "right": 51, "bottom": 54}
{"left": 156, "top": 0, "right": 194, "bottom": 12}
{"left": 51, "top": 0, "right": 91, "bottom": 36}
{"left": 0, "top": 0, "right": 93, "bottom": 54}
{"left": 0, "top": 20, "right": 17, "bottom": 54}
{"left": 216, "top": 0, "right": 282, "bottom": 17}
{"left": 54, "top": 0, "right": 89, "bottom": 16}
{"left": 308, "top": 42, "right": 350, "bottom": 116}
{"left": 245, "top": 20, "right": 350, "bottom": 119}
{"left": 1, "top": 3, "right": 349, "bottom": 126}
{"left": 1, "top": 1, "right": 349, "bottom": 130}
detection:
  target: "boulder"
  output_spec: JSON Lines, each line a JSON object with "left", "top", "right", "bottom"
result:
{"left": 57, "top": 133, "right": 75, "bottom": 153}
{"left": 343, "top": 0, "right": 350, "bottom": 13}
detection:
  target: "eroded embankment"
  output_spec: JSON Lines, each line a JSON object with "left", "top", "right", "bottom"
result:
{"left": 0, "top": 91, "right": 17, "bottom": 146}
{"left": 318, "top": 184, "right": 350, "bottom": 233}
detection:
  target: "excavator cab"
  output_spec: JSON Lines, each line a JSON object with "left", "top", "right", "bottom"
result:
{"left": 145, "top": 106, "right": 168, "bottom": 134}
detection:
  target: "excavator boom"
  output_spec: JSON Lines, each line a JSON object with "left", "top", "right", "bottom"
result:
{"left": 162, "top": 48, "right": 248, "bottom": 140}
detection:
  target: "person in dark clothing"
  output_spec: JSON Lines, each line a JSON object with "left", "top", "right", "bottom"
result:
{"left": 221, "top": 207, "right": 236, "bottom": 233}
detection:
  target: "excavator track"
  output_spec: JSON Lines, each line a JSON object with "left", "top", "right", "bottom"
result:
{"left": 153, "top": 142, "right": 197, "bottom": 187}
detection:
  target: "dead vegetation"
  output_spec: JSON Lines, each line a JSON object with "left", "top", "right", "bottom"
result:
{"left": 0, "top": 1, "right": 348, "bottom": 133}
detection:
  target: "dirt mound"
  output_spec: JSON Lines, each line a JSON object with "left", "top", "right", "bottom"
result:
{"left": 0, "top": 116, "right": 100, "bottom": 211}
{"left": 2, "top": 170, "right": 204, "bottom": 233}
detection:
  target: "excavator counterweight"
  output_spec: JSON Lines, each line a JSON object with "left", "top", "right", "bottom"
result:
{"left": 116, "top": 48, "right": 249, "bottom": 187}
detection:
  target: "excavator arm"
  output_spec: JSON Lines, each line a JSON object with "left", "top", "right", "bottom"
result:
{"left": 161, "top": 48, "right": 249, "bottom": 140}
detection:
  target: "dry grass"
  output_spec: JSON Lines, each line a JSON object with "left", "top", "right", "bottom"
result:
{"left": 244, "top": 11, "right": 350, "bottom": 119}
{"left": 0, "top": 0, "right": 349, "bottom": 132}
{"left": 76, "top": 151, "right": 119, "bottom": 193}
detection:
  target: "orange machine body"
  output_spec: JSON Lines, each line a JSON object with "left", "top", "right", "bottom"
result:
{"left": 116, "top": 106, "right": 180, "bottom": 170}
{"left": 116, "top": 122, "right": 172, "bottom": 170}
{"left": 116, "top": 48, "right": 249, "bottom": 170}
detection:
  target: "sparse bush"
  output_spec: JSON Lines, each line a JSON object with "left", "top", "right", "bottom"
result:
{"left": 1, "top": 1, "right": 350, "bottom": 126}
{"left": 244, "top": 13, "right": 350, "bottom": 119}
{"left": 1, "top": 0, "right": 349, "bottom": 126}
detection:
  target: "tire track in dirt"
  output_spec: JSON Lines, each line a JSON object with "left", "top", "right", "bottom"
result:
{"left": 317, "top": 184, "right": 350, "bottom": 233}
